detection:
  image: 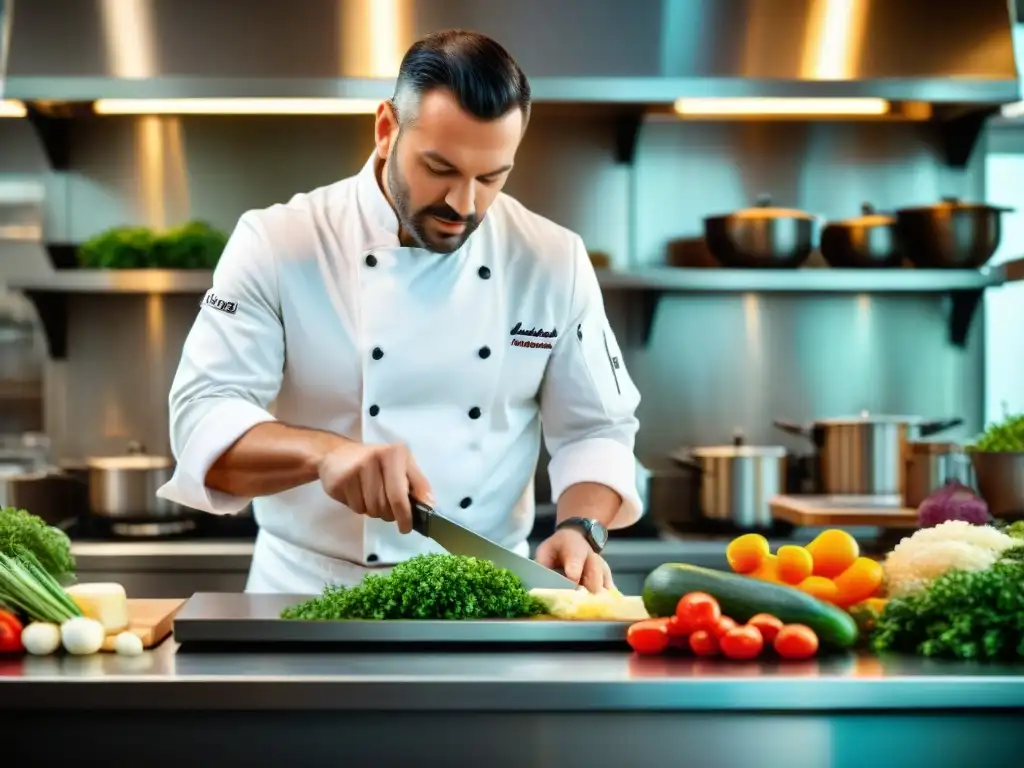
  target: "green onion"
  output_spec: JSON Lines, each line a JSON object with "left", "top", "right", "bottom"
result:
{"left": 0, "top": 549, "right": 82, "bottom": 624}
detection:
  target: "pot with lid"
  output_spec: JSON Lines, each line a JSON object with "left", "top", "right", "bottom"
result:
{"left": 704, "top": 194, "right": 818, "bottom": 268}
{"left": 773, "top": 412, "right": 963, "bottom": 496}
{"left": 820, "top": 202, "right": 902, "bottom": 268}
{"left": 670, "top": 433, "right": 787, "bottom": 530}
{"left": 895, "top": 196, "right": 1014, "bottom": 269}
{"left": 87, "top": 441, "right": 190, "bottom": 521}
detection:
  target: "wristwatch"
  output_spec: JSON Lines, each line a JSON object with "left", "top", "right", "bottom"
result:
{"left": 556, "top": 517, "right": 609, "bottom": 553}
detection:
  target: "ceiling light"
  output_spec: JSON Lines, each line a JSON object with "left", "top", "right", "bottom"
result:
{"left": 0, "top": 100, "right": 28, "bottom": 118}
{"left": 92, "top": 98, "right": 383, "bottom": 116}
{"left": 673, "top": 97, "right": 890, "bottom": 117}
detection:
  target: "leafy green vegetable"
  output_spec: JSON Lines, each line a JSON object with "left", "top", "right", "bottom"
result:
{"left": 0, "top": 550, "right": 82, "bottom": 624}
{"left": 999, "top": 520, "right": 1024, "bottom": 541}
{"left": 281, "top": 553, "right": 547, "bottom": 621}
{"left": 77, "top": 220, "right": 227, "bottom": 269}
{"left": 870, "top": 560, "right": 1024, "bottom": 661}
{"left": 0, "top": 507, "right": 75, "bottom": 580}
{"left": 968, "top": 409, "right": 1024, "bottom": 453}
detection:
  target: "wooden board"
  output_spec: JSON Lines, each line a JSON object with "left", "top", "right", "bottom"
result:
{"left": 771, "top": 494, "right": 918, "bottom": 529}
{"left": 100, "top": 598, "right": 185, "bottom": 652}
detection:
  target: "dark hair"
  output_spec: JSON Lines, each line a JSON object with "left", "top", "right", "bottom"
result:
{"left": 393, "top": 30, "right": 531, "bottom": 125}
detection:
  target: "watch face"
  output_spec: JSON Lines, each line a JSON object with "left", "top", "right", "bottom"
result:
{"left": 591, "top": 522, "right": 609, "bottom": 549}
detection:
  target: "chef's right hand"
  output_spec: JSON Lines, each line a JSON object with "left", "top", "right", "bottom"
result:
{"left": 318, "top": 442, "right": 434, "bottom": 534}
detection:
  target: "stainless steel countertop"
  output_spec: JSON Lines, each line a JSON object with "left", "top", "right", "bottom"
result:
{"left": 3, "top": 640, "right": 1023, "bottom": 712}
{"left": 70, "top": 530, "right": 891, "bottom": 572}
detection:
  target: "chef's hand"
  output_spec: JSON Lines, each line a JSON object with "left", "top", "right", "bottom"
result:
{"left": 318, "top": 442, "right": 434, "bottom": 534}
{"left": 534, "top": 528, "right": 614, "bottom": 594}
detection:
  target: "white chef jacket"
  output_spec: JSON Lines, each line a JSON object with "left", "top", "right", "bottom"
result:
{"left": 157, "top": 153, "right": 642, "bottom": 594}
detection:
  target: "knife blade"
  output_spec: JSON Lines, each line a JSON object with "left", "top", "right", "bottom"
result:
{"left": 409, "top": 497, "right": 579, "bottom": 591}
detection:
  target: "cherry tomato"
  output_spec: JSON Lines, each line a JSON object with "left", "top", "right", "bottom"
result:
{"left": 712, "top": 615, "right": 738, "bottom": 638}
{"left": 0, "top": 610, "right": 24, "bottom": 654}
{"left": 747, "top": 613, "right": 783, "bottom": 644}
{"left": 688, "top": 629, "right": 720, "bottom": 657}
{"left": 674, "top": 592, "right": 721, "bottom": 634}
{"left": 627, "top": 618, "right": 670, "bottom": 655}
{"left": 666, "top": 616, "right": 691, "bottom": 648}
{"left": 774, "top": 624, "right": 819, "bottom": 660}
{"left": 720, "top": 625, "right": 764, "bottom": 661}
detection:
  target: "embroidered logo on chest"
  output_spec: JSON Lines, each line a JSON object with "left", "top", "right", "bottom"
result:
{"left": 510, "top": 321, "right": 556, "bottom": 350}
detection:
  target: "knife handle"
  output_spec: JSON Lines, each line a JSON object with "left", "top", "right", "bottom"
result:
{"left": 409, "top": 496, "right": 432, "bottom": 536}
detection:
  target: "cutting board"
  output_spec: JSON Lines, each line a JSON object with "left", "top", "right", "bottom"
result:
{"left": 771, "top": 494, "right": 918, "bottom": 528}
{"left": 100, "top": 598, "right": 185, "bottom": 652}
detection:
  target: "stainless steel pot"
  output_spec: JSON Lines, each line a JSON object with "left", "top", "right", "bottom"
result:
{"left": 703, "top": 194, "right": 818, "bottom": 268}
{"left": 820, "top": 203, "right": 902, "bottom": 268}
{"left": 895, "top": 197, "right": 1014, "bottom": 269}
{"left": 774, "top": 413, "right": 962, "bottom": 495}
{"left": 671, "top": 440, "right": 787, "bottom": 530}
{"left": 86, "top": 442, "right": 189, "bottom": 520}
{"left": 902, "top": 441, "right": 975, "bottom": 509}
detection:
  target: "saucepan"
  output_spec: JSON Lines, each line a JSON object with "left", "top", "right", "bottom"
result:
{"left": 773, "top": 413, "right": 963, "bottom": 496}
{"left": 895, "top": 197, "right": 1014, "bottom": 269}
{"left": 820, "top": 202, "right": 903, "bottom": 268}
{"left": 671, "top": 434, "right": 788, "bottom": 530}
{"left": 703, "top": 195, "right": 818, "bottom": 268}
{"left": 86, "top": 441, "right": 192, "bottom": 521}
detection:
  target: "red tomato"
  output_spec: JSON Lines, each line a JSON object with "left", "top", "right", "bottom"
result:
{"left": 747, "top": 613, "right": 783, "bottom": 644}
{"left": 720, "top": 625, "right": 764, "bottom": 661}
{"left": 688, "top": 629, "right": 720, "bottom": 657}
{"left": 666, "top": 616, "right": 691, "bottom": 648}
{"left": 0, "top": 610, "right": 24, "bottom": 654}
{"left": 774, "top": 624, "right": 819, "bottom": 660}
{"left": 674, "top": 592, "right": 721, "bottom": 634}
{"left": 712, "top": 616, "right": 738, "bottom": 638}
{"left": 627, "top": 618, "right": 670, "bottom": 655}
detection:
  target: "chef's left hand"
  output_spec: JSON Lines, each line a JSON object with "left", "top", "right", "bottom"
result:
{"left": 535, "top": 528, "right": 614, "bottom": 594}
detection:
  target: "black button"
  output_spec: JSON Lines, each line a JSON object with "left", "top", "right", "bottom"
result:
{"left": 477, "top": 266, "right": 491, "bottom": 279}
{"left": 367, "top": 553, "right": 379, "bottom": 563}
{"left": 369, "top": 405, "right": 380, "bottom": 417}
{"left": 365, "top": 254, "right": 378, "bottom": 267}
{"left": 468, "top": 407, "right": 481, "bottom": 419}
{"left": 478, "top": 346, "right": 491, "bottom": 359}
{"left": 460, "top": 497, "right": 472, "bottom": 509}
{"left": 371, "top": 347, "right": 383, "bottom": 360}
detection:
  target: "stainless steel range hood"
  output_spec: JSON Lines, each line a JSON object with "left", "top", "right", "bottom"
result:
{"left": 2, "top": 0, "right": 1020, "bottom": 106}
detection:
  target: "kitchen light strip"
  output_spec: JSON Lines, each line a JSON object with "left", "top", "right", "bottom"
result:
{"left": 0, "top": 100, "right": 28, "bottom": 118}
{"left": 673, "top": 97, "right": 890, "bottom": 117}
{"left": 93, "top": 98, "right": 383, "bottom": 115}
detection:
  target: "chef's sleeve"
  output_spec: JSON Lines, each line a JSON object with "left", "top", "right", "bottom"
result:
{"left": 539, "top": 237, "right": 643, "bottom": 529}
{"left": 156, "top": 212, "right": 282, "bottom": 514}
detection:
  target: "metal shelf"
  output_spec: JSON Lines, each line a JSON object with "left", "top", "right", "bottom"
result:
{"left": 594, "top": 266, "right": 1008, "bottom": 292}
{"left": 6, "top": 262, "right": 1022, "bottom": 359}
{"left": 7, "top": 269, "right": 214, "bottom": 294}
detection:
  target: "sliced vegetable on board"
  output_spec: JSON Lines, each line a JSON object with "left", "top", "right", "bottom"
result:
{"left": 643, "top": 563, "right": 859, "bottom": 648}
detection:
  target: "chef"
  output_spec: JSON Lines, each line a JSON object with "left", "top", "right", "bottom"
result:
{"left": 157, "top": 29, "right": 642, "bottom": 595}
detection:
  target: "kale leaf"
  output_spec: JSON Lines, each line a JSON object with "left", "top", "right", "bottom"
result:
{"left": 0, "top": 507, "right": 75, "bottom": 580}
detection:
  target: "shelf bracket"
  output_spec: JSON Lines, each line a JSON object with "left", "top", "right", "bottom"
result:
{"left": 613, "top": 109, "right": 644, "bottom": 165}
{"left": 25, "top": 104, "right": 73, "bottom": 171}
{"left": 23, "top": 290, "right": 69, "bottom": 360}
{"left": 43, "top": 243, "right": 78, "bottom": 270}
{"left": 933, "top": 107, "right": 999, "bottom": 168}
{"left": 626, "top": 289, "right": 662, "bottom": 346}
{"left": 947, "top": 288, "right": 984, "bottom": 348}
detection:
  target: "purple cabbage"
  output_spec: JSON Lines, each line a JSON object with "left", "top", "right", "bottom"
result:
{"left": 917, "top": 480, "right": 991, "bottom": 528}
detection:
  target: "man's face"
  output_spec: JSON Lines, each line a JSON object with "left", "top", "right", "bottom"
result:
{"left": 375, "top": 89, "right": 524, "bottom": 253}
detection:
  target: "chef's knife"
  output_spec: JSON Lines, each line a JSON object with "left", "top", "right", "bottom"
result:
{"left": 409, "top": 497, "right": 579, "bottom": 590}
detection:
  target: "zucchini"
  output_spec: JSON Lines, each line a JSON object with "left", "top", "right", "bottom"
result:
{"left": 643, "top": 563, "right": 859, "bottom": 648}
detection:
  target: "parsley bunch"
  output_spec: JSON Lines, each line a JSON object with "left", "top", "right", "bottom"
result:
{"left": 281, "top": 553, "right": 547, "bottom": 621}
{"left": 870, "top": 557, "right": 1024, "bottom": 661}
{"left": 0, "top": 507, "right": 75, "bottom": 581}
